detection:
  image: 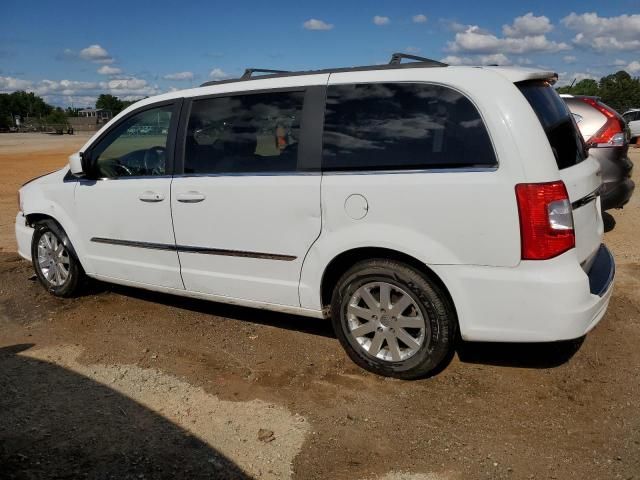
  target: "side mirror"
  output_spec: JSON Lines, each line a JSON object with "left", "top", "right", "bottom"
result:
{"left": 68, "top": 151, "right": 84, "bottom": 176}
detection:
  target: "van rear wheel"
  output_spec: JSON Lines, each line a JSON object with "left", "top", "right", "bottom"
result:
{"left": 330, "top": 259, "right": 456, "bottom": 379}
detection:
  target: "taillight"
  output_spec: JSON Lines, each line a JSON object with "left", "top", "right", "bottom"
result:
{"left": 515, "top": 181, "right": 575, "bottom": 260}
{"left": 580, "top": 98, "right": 626, "bottom": 147}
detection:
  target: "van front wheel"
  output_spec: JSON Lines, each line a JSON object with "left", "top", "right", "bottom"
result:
{"left": 31, "top": 220, "right": 85, "bottom": 297}
{"left": 330, "top": 259, "right": 456, "bottom": 379}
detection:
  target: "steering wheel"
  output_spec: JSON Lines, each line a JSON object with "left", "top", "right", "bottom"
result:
{"left": 113, "top": 163, "right": 133, "bottom": 177}
{"left": 143, "top": 146, "right": 166, "bottom": 175}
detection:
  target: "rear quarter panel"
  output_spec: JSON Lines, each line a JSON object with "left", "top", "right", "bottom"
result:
{"left": 299, "top": 67, "right": 557, "bottom": 310}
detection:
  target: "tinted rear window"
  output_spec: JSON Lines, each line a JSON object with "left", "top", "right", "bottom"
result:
{"left": 322, "top": 83, "right": 497, "bottom": 171}
{"left": 518, "top": 82, "right": 586, "bottom": 170}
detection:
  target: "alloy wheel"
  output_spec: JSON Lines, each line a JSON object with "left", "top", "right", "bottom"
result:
{"left": 37, "top": 232, "right": 71, "bottom": 287}
{"left": 346, "top": 281, "right": 428, "bottom": 362}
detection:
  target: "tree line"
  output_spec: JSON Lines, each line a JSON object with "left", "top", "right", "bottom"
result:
{"left": 0, "top": 93, "right": 137, "bottom": 130}
{"left": 1, "top": 70, "right": 639, "bottom": 130}
{"left": 556, "top": 70, "right": 640, "bottom": 113}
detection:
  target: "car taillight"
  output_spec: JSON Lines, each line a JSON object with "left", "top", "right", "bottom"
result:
{"left": 580, "top": 98, "right": 626, "bottom": 147}
{"left": 515, "top": 181, "right": 575, "bottom": 260}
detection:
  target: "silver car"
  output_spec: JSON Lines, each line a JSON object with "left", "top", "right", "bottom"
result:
{"left": 623, "top": 109, "right": 640, "bottom": 143}
{"left": 562, "top": 94, "right": 634, "bottom": 211}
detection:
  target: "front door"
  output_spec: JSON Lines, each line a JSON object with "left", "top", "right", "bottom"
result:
{"left": 75, "top": 101, "right": 184, "bottom": 289}
{"left": 171, "top": 85, "right": 325, "bottom": 307}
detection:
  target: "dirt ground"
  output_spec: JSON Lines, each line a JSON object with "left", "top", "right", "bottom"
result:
{"left": 0, "top": 133, "right": 639, "bottom": 480}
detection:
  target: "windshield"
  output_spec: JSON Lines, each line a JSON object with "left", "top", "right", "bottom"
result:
{"left": 518, "top": 81, "right": 587, "bottom": 170}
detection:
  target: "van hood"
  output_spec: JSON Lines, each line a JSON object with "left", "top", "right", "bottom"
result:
{"left": 21, "top": 167, "right": 69, "bottom": 189}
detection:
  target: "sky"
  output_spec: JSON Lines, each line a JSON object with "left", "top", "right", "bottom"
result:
{"left": 1, "top": 0, "right": 639, "bottom": 107}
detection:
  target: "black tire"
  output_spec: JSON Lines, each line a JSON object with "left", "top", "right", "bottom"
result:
{"left": 31, "top": 220, "right": 85, "bottom": 297}
{"left": 330, "top": 259, "right": 457, "bottom": 380}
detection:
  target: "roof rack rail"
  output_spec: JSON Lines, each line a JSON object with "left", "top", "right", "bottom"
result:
{"left": 198, "top": 55, "right": 449, "bottom": 87}
{"left": 389, "top": 52, "right": 447, "bottom": 67}
{"left": 241, "top": 68, "right": 291, "bottom": 80}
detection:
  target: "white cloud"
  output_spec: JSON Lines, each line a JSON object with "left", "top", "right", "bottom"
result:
{"left": 573, "top": 33, "right": 640, "bottom": 51}
{"left": 562, "top": 13, "right": 640, "bottom": 51}
{"left": 35, "top": 79, "right": 100, "bottom": 96}
{"left": 503, "top": 13, "right": 553, "bottom": 38}
{"left": 613, "top": 59, "right": 627, "bottom": 66}
{"left": 440, "top": 55, "right": 468, "bottom": 65}
{"left": 97, "top": 65, "right": 122, "bottom": 75}
{"left": 209, "top": 68, "right": 230, "bottom": 80}
{"left": 1, "top": 74, "right": 159, "bottom": 106}
{"left": 626, "top": 61, "right": 640, "bottom": 73}
{"left": 441, "top": 20, "right": 467, "bottom": 33}
{"left": 412, "top": 14, "right": 427, "bottom": 24}
{"left": 447, "top": 25, "right": 570, "bottom": 54}
{"left": 303, "top": 18, "right": 334, "bottom": 31}
{"left": 479, "top": 53, "right": 512, "bottom": 65}
{"left": 55, "top": 95, "right": 100, "bottom": 108}
{"left": 163, "top": 71, "right": 194, "bottom": 81}
{"left": 563, "top": 55, "right": 577, "bottom": 63}
{"left": 102, "top": 78, "right": 148, "bottom": 91}
{"left": 440, "top": 53, "right": 512, "bottom": 66}
{"left": 373, "top": 16, "right": 390, "bottom": 26}
{"left": 0, "top": 76, "right": 33, "bottom": 92}
{"left": 79, "top": 44, "right": 114, "bottom": 64}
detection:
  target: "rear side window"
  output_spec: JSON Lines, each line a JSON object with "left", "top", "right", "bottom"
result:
{"left": 518, "top": 82, "right": 586, "bottom": 170}
{"left": 184, "top": 91, "right": 304, "bottom": 174}
{"left": 624, "top": 111, "right": 638, "bottom": 123}
{"left": 322, "top": 83, "right": 497, "bottom": 171}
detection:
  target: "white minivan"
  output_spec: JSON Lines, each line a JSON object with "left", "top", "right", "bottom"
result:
{"left": 16, "top": 54, "right": 615, "bottom": 378}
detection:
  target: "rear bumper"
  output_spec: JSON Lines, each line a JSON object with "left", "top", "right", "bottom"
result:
{"left": 587, "top": 245, "right": 615, "bottom": 296}
{"left": 434, "top": 245, "right": 615, "bottom": 342}
{"left": 601, "top": 178, "right": 635, "bottom": 210}
{"left": 15, "top": 212, "right": 34, "bottom": 261}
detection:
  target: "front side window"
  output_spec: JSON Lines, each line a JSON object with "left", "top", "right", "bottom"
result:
{"left": 322, "top": 83, "right": 497, "bottom": 171}
{"left": 184, "top": 91, "right": 304, "bottom": 174}
{"left": 91, "top": 105, "right": 173, "bottom": 178}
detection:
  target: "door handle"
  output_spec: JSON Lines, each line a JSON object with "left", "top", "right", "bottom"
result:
{"left": 139, "top": 191, "right": 165, "bottom": 202}
{"left": 177, "top": 191, "right": 206, "bottom": 203}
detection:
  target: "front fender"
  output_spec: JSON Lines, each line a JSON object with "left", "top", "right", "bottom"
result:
{"left": 21, "top": 174, "right": 94, "bottom": 273}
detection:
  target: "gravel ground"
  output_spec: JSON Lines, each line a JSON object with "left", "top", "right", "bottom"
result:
{"left": 0, "top": 133, "right": 638, "bottom": 479}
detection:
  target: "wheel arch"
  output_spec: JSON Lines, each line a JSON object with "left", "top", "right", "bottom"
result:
{"left": 319, "top": 247, "right": 457, "bottom": 318}
{"left": 25, "top": 212, "right": 84, "bottom": 268}
{"left": 25, "top": 212, "right": 58, "bottom": 227}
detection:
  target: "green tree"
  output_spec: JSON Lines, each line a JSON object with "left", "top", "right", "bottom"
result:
{"left": 0, "top": 114, "right": 13, "bottom": 130}
{"left": 120, "top": 99, "right": 137, "bottom": 110}
{"left": 557, "top": 78, "right": 599, "bottom": 96}
{"left": 45, "top": 108, "right": 68, "bottom": 126}
{"left": 556, "top": 70, "right": 640, "bottom": 114}
{"left": 599, "top": 71, "right": 640, "bottom": 113}
{"left": 95, "top": 94, "right": 124, "bottom": 115}
{"left": 0, "top": 91, "right": 52, "bottom": 122}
